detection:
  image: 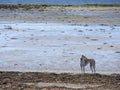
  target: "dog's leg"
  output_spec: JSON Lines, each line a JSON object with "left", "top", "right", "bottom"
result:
{"left": 80, "top": 63, "right": 83, "bottom": 73}
{"left": 90, "top": 62, "right": 93, "bottom": 73}
{"left": 80, "top": 64, "right": 85, "bottom": 74}
{"left": 83, "top": 65, "right": 85, "bottom": 74}
{"left": 93, "top": 61, "right": 96, "bottom": 73}
{"left": 80, "top": 59, "right": 85, "bottom": 74}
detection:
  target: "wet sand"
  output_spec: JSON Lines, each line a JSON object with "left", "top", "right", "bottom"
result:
{"left": 0, "top": 5, "right": 120, "bottom": 89}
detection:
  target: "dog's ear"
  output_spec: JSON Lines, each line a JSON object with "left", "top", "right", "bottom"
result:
{"left": 80, "top": 54, "right": 83, "bottom": 58}
{"left": 81, "top": 54, "right": 84, "bottom": 57}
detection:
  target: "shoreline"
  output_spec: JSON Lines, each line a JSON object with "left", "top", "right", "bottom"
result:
{"left": 0, "top": 6, "right": 120, "bottom": 25}
{"left": 0, "top": 69, "right": 120, "bottom": 75}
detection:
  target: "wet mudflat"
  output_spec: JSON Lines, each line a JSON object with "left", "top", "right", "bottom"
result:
{"left": 0, "top": 22, "right": 120, "bottom": 74}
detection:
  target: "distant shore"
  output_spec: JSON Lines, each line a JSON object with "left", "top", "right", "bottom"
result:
{"left": 0, "top": 4, "right": 120, "bottom": 9}
{"left": 0, "top": 4, "right": 120, "bottom": 25}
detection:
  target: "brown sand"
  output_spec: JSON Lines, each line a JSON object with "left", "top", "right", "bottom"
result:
{"left": 0, "top": 71, "right": 120, "bottom": 90}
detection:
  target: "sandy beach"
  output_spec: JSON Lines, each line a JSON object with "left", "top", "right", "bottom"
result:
{"left": 0, "top": 5, "right": 120, "bottom": 89}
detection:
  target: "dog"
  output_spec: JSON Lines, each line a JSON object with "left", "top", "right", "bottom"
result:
{"left": 80, "top": 55, "right": 96, "bottom": 73}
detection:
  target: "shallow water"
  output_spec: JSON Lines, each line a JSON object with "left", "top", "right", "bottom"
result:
{"left": 0, "top": 22, "right": 120, "bottom": 74}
